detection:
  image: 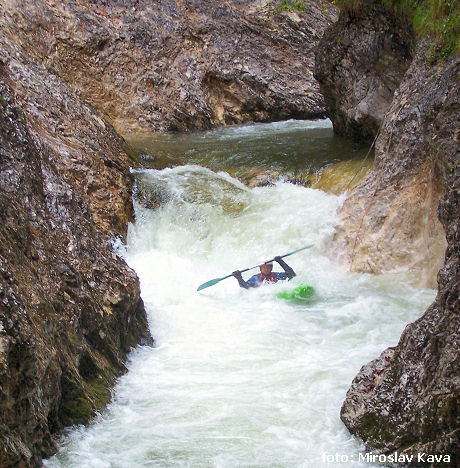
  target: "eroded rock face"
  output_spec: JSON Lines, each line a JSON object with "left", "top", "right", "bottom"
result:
{"left": 340, "top": 104, "right": 459, "bottom": 463}
{"left": 0, "top": 0, "right": 337, "bottom": 136}
{"left": 315, "top": 6, "right": 459, "bottom": 463}
{"left": 0, "top": 42, "right": 152, "bottom": 467}
{"left": 331, "top": 43, "right": 456, "bottom": 288}
{"left": 314, "top": 0, "right": 414, "bottom": 141}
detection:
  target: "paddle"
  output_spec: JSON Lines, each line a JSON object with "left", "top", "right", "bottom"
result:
{"left": 196, "top": 244, "right": 314, "bottom": 291}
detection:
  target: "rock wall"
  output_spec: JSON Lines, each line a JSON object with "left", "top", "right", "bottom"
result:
{"left": 340, "top": 75, "right": 459, "bottom": 459}
{"left": 316, "top": 1, "right": 451, "bottom": 288}
{"left": 315, "top": 0, "right": 414, "bottom": 141}
{"left": 0, "top": 0, "right": 337, "bottom": 136}
{"left": 0, "top": 40, "right": 152, "bottom": 467}
{"left": 315, "top": 1, "right": 459, "bottom": 464}
{"left": 332, "top": 43, "right": 454, "bottom": 288}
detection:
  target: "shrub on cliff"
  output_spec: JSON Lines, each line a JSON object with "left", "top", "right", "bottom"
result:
{"left": 334, "top": 0, "right": 459, "bottom": 59}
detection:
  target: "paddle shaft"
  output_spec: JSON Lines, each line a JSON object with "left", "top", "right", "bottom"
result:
{"left": 238, "top": 244, "right": 314, "bottom": 274}
{"left": 197, "top": 244, "right": 314, "bottom": 291}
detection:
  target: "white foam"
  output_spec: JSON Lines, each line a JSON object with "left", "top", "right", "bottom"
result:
{"left": 202, "top": 119, "right": 333, "bottom": 141}
{"left": 45, "top": 168, "right": 434, "bottom": 468}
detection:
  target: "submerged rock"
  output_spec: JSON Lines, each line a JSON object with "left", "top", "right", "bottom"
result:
{"left": 0, "top": 43, "right": 152, "bottom": 466}
{"left": 246, "top": 169, "right": 282, "bottom": 188}
{"left": 311, "top": 159, "right": 373, "bottom": 194}
{"left": 0, "top": 0, "right": 337, "bottom": 136}
{"left": 245, "top": 160, "right": 373, "bottom": 193}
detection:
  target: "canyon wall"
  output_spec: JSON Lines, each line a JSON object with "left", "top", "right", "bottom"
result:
{"left": 316, "top": 1, "right": 450, "bottom": 287}
{"left": 315, "top": 1, "right": 459, "bottom": 464}
{"left": 1, "top": 0, "right": 337, "bottom": 136}
{"left": 0, "top": 40, "right": 152, "bottom": 467}
{"left": 340, "top": 47, "right": 459, "bottom": 463}
{"left": 315, "top": 0, "right": 414, "bottom": 141}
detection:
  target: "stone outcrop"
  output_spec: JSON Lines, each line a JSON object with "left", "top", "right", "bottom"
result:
{"left": 0, "top": 39, "right": 152, "bottom": 467}
{"left": 315, "top": 1, "right": 451, "bottom": 288}
{"left": 331, "top": 42, "right": 454, "bottom": 288}
{"left": 315, "top": 2, "right": 459, "bottom": 465}
{"left": 340, "top": 83, "right": 459, "bottom": 460}
{"left": 0, "top": 0, "right": 337, "bottom": 136}
{"left": 314, "top": 0, "right": 414, "bottom": 141}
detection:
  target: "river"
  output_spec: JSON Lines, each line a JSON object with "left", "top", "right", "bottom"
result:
{"left": 45, "top": 120, "right": 435, "bottom": 468}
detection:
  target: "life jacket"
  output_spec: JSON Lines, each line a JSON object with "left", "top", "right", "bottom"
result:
{"left": 256, "top": 272, "right": 278, "bottom": 284}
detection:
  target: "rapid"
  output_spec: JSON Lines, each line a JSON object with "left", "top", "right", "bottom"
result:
{"left": 45, "top": 120, "right": 435, "bottom": 468}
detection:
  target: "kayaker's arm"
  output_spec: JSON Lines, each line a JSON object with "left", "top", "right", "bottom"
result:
{"left": 274, "top": 256, "right": 296, "bottom": 280}
{"left": 232, "top": 270, "right": 250, "bottom": 289}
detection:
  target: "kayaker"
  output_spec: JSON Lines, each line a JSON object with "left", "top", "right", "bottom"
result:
{"left": 232, "top": 257, "right": 296, "bottom": 289}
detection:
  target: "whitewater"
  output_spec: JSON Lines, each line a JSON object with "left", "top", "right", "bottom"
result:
{"left": 45, "top": 121, "right": 435, "bottom": 468}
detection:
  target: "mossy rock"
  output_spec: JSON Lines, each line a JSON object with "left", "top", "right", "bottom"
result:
{"left": 61, "top": 376, "right": 112, "bottom": 425}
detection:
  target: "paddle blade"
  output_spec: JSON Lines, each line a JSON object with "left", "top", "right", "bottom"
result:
{"left": 197, "top": 277, "right": 226, "bottom": 291}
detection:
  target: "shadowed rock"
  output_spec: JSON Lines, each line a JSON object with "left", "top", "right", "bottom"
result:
{"left": 315, "top": 2, "right": 459, "bottom": 464}
{"left": 315, "top": 0, "right": 414, "bottom": 141}
{"left": 0, "top": 43, "right": 152, "bottom": 467}
{"left": 1, "top": 0, "right": 337, "bottom": 136}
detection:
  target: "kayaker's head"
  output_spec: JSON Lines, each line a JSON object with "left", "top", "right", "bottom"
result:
{"left": 260, "top": 262, "right": 273, "bottom": 275}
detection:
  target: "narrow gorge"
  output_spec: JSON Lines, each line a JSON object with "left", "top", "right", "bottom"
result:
{"left": 0, "top": 0, "right": 458, "bottom": 467}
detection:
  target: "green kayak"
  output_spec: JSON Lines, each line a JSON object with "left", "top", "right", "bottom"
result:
{"left": 276, "top": 284, "right": 315, "bottom": 302}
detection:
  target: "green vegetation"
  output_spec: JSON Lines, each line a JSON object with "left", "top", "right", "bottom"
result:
{"left": 335, "top": 0, "right": 460, "bottom": 59}
{"left": 280, "top": 0, "right": 307, "bottom": 12}
{"left": 267, "top": 0, "right": 307, "bottom": 14}
{"left": 62, "top": 394, "right": 94, "bottom": 424}
{"left": 0, "top": 95, "right": 10, "bottom": 106}
{"left": 123, "top": 144, "right": 141, "bottom": 165}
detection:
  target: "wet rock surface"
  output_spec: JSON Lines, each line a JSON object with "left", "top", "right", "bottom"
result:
{"left": 340, "top": 129, "right": 459, "bottom": 462}
{"left": 0, "top": 44, "right": 152, "bottom": 467}
{"left": 314, "top": 0, "right": 414, "bottom": 141}
{"left": 315, "top": 3, "right": 459, "bottom": 464}
{"left": 331, "top": 42, "right": 456, "bottom": 288}
{"left": 1, "top": 0, "right": 337, "bottom": 136}
{"left": 314, "top": 1, "right": 453, "bottom": 287}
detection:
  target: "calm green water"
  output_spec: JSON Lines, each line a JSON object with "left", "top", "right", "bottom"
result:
{"left": 128, "top": 119, "right": 368, "bottom": 183}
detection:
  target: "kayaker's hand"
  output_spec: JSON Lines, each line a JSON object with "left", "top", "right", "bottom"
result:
{"left": 232, "top": 270, "right": 242, "bottom": 278}
{"left": 274, "top": 256, "right": 282, "bottom": 263}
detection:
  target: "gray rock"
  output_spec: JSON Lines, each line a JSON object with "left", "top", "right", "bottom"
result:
{"left": 314, "top": 0, "right": 414, "bottom": 141}
{"left": 0, "top": 44, "right": 152, "bottom": 467}
{"left": 315, "top": 4, "right": 459, "bottom": 464}
{"left": 1, "top": 0, "right": 338, "bottom": 136}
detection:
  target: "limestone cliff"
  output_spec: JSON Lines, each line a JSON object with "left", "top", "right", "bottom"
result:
{"left": 315, "top": 1, "right": 459, "bottom": 464}
{"left": 0, "top": 41, "right": 152, "bottom": 467}
{"left": 316, "top": 1, "right": 451, "bottom": 287}
{"left": 315, "top": 0, "right": 414, "bottom": 141}
{"left": 0, "top": 0, "right": 337, "bottom": 136}
{"left": 340, "top": 87, "right": 459, "bottom": 460}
